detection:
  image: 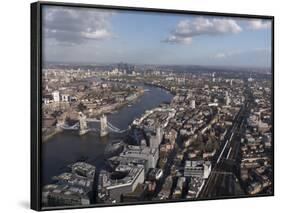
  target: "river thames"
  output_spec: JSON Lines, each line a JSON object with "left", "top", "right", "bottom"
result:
{"left": 42, "top": 84, "right": 173, "bottom": 185}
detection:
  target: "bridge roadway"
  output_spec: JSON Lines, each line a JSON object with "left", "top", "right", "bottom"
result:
{"left": 199, "top": 100, "right": 249, "bottom": 198}
{"left": 57, "top": 117, "right": 127, "bottom": 134}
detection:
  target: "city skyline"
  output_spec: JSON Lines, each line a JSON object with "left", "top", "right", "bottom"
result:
{"left": 42, "top": 6, "right": 272, "bottom": 67}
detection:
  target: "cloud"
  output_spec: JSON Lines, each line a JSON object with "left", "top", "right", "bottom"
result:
{"left": 42, "top": 6, "right": 114, "bottom": 45}
{"left": 164, "top": 35, "right": 192, "bottom": 44}
{"left": 247, "top": 20, "right": 271, "bottom": 30}
{"left": 214, "top": 53, "right": 226, "bottom": 59}
{"left": 212, "top": 48, "right": 270, "bottom": 61}
{"left": 163, "top": 17, "right": 242, "bottom": 44}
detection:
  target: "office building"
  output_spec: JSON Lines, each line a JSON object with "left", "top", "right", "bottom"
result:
{"left": 98, "top": 165, "right": 145, "bottom": 203}
{"left": 190, "top": 99, "right": 196, "bottom": 109}
{"left": 120, "top": 145, "right": 159, "bottom": 169}
{"left": 52, "top": 90, "right": 60, "bottom": 102}
{"left": 42, "top": 184, "right": 90, "bottom": 207}
{"left": 184, "top": 161, "right": 211, "bottom": 179}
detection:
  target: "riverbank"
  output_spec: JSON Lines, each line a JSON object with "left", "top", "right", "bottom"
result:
{"left": 42, "top": 83, "right": 173, "bottom": 185}
{"left": 42, "top": 127, "right": 63, "bottom": 142}
{"left": 88, "top": 89, "right": 144, "bottom": 117}
{"left": 42, "top": 89, "right": 144, "bottom": 142}
{"left": 105, "top": 77, "right": 176, "bottom": 96}
{"left": 143, "top": 82, "right": 176, "bottom": 95}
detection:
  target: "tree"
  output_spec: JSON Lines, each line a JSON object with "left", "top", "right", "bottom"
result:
{"left": 77, "top": 102, "right": 87, "bottom": 112}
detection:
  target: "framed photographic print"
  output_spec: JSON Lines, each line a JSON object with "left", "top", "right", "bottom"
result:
{"left": 31, "top": 1, "right": 274, "bottom": 211}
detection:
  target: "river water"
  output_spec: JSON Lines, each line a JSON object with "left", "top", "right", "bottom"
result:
{"left": 42, "top": 84, "right": 173, "bottom": 185}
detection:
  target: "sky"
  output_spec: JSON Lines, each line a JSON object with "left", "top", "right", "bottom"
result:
{"left": 42, "top": 5, "right": 272, "bottom": 67}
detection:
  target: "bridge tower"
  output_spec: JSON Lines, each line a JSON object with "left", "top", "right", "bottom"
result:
{"left": 79, "top": 112, "right": 88, "bottom": 135}
{"left": 100, "top": 114, "right": 109, "bottom": 137}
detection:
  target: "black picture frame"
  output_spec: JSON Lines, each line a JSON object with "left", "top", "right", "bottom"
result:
{"left": 31, "top": 1, "right": 274, "bottom": 211}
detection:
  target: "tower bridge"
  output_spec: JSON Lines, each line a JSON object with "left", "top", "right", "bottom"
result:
{"left": 57, "top": 112, "right": 127, "bottom": 137}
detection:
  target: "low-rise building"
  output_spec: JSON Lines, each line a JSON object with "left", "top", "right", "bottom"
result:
{"left": 184, "top": 160, "right": 211, "bottom": 179}
{"left": 98, "top": 165, "right": 145, "bottom": 203}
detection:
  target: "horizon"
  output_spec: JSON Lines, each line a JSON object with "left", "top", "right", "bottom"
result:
{"left": 43, "top": 61, "right": 272, "bottom": 70}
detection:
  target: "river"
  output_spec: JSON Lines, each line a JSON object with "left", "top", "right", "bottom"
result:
{"left": 42, "top": 84, "right": 173, "bottom": 185}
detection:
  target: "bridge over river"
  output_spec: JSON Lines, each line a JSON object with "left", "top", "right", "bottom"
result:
{"left": 42, "top": 84, "right": 173, "bottom": 186}
{"left": 57, "top": 112, "right": 127, "bottom": 137}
